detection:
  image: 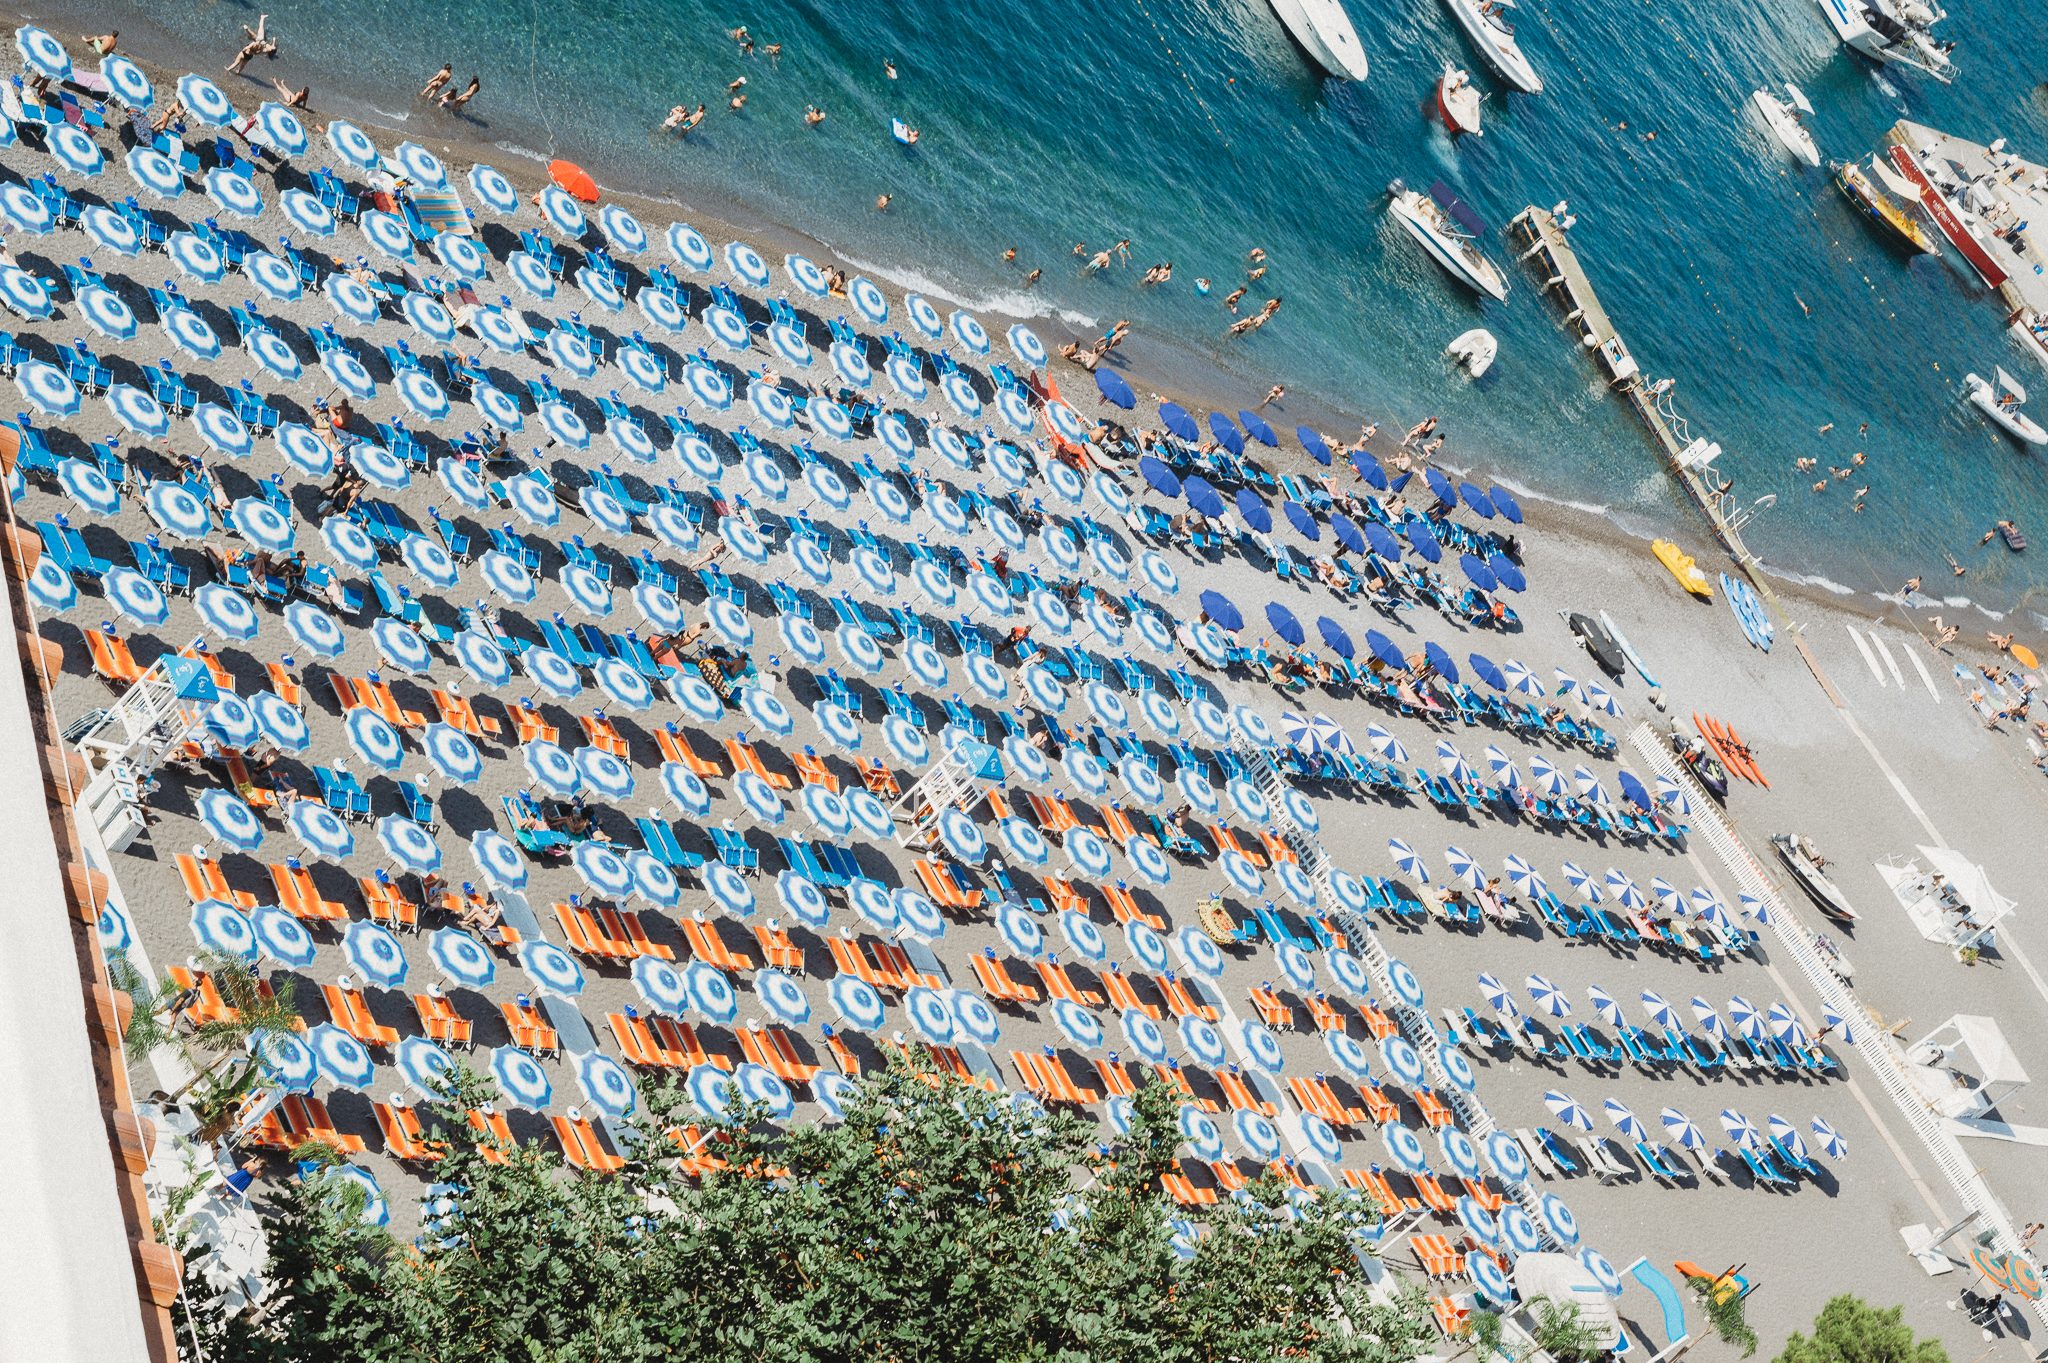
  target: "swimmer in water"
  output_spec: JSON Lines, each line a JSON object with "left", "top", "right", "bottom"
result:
{"left": 884, "top": 59, "right": 898, "bottom": 79}
{"left": 804, "top": 104, "right": 826, "bottom": 127}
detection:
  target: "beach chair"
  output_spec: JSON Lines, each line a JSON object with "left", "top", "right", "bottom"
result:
{"left": 373, "top": 1101, "right": 444, "bottom": 1164}
{"left": 500, "top": 999, "right": 559, "bottom": 1056}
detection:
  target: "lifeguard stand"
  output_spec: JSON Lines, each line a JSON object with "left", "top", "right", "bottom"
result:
{"left": 71, "top": 655, "right": 217, "bottom": 852}
{"left": 891, "top": 731, "right": 1001, "bottom": 847}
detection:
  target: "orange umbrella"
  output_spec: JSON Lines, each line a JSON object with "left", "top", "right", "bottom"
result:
{"left": 2010, "top": 1257, "right": 2043, "bottom": 1301}
{"left": 2012, "top": 643, "right": 2039, "bottom": 670}
{"left": 549, "top": 161, "right": 599, "bottom": 203}
{"left": 1970, "top": 1245, "right": 2015, "bottom": 1292}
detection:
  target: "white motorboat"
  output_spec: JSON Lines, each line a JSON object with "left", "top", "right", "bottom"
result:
{"left": 1436, "top": 66, "right": 1482, "bottom": 135}
{"left": 1264, "top": 0, "right": 1371, "bottom": 80}
{"left": 1447, "top": 328, "right": 1498, "bottom": 376}
{"left": 1750, "top": 85, "right": 1820, "bottom": 167}
{"left": 1813, "top": 0, "right": 1956, "bottom": 82}
{"left": 1770, "top": 834, "right": 1860, "bottom": 923}
{"left": 1387, "top": 179, "right": 1508, "bottom": 301}
{"left": 1966, "top": 367, "right": 2048, "bottom": 446}
{"left": 1441, "top": 0, "right": 1543, "bottom": 94}
{"left": 2009, "top": 309, "right": 2048, "bottom": 374}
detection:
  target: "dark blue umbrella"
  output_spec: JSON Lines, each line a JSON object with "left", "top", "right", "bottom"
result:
{"left": 1158, "top": 401, "right": 1199, "bottom": 442}
{"left": 1297, "top": 426, "right": 1332, "bottom": 465}
{"left": 1331, "top": 514, "right": 1368, "bottom": 556}
{"left": 1235, "top": 487, "right": 1272, "bottom": 533}
{"left": 1366, "top": 630, "right": 1409, "bottom": 671}
{"left": 1139, "top": 455, "right": 1181, "bottom": 498}
{"left": 1405, "top": 522, "right": 1442, "bottom": 563}
{"left": 1207, "top": 411, "right": 1245, "bottom": 455}
{"left": 1199, "top": 590, "right": 1243, "bottom": 632}
{"left": 1460, "top": 482, "right": 1497, "bottom": 518}
{"left": 1238, "top": 409, "right": 1278, "bottom": 446}
{"left": 1458, "top": 553, "right": 1498, "bottom": 593}
{"left": 1489, "top": 484, "right": 1524, "bottom": 523}
{"left": 1284, "top": 501, "right": 1320, "bottom": 540}
{"left": 1184, "top": 475, "right": 1226, "bottom": 519}
{"left": 1365, "top": 521, "right": 1404, "bottom": 561}
{"left": 1390, "top": 471, "right": 1413, "bottom": 495}
{"left": 1318, "top": 616, "right": 1355, "bottom": 658}
{"left": 1350, "top": 448, "right": 1388, "bottom": 491}
{"left": 1424, "top": 641, "right": 1459, "bottom": 683}
{"left": 1618, "top": 771, "right": 1653, "bottom": 810}
{"left": 1426, "top": 468, "right": 1456, "bottom": 505}
{"left": 1467, "top": 653, "right": 1507, "bottom": 691}
{"left": 1095, "top": 367, "right": 1135, "bottom": 409}
{"left": 1265, "top": 602, "right": 1304, "bottom": 646}
{"left": 1487, "top": 552, "right": 1526, "bottom": 592}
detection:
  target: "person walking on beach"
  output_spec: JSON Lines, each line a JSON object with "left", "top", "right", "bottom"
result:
{"left": 421, "top": 63, "right": 453, "bottom": 100}
{"left": 1257, "top": 384, "right": 1285, "bottom": 410}
{"left": 227, "top": 16, "right": 277, "bottom": 74}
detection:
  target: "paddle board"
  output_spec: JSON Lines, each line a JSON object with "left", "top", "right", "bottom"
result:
{"left": 1598, "top": 610, "right": 1660, "bottom": 688}
{"left": 1719, "top": 573, "right": 1774, "bottom": 651}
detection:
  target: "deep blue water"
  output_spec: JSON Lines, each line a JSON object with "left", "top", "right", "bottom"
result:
{"left": 84, "top": 0, "right": 2048, "bottom": 613}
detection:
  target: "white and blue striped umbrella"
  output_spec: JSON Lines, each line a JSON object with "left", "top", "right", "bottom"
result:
{"left": 1466, "top": 1248, "right": 1514, "bottom": 1308}
{"left": 630, "top": 956, "right": 691, "bottom": 1014}
{"left": 169, "top": 72, "right": 235, "bottom": 125}
{"left": 519, "top": 940, "right": 587, "bottom": 998}
{"left": 0, "top": 264, "right": 52, "bottom": 321}
{"left": 847, "top": 879, "right": 898, "bottom": 933}
{"left": 830, "top": 341, "right": 872, "bottom": 388}
{"left": 475, "top": 552, "right": 533, "bottom": 605}
{"left": 738, "top": 684, "right": 794, "bottom": 735}
{"left": 1227, "top": 1108, "right": 1281, "bottom": 1164}
{"left": 70, "top": 286, "right": 138, "bottom": 348}
{"left": 189, "top": 898, "right": 257, "bottom": 961}
{"left": 722, "top": 238, "right": 769, "bottom": 288}
{"left": 226, "top": 495, "right": 294, "bottom": 557}
{"left": 671, "top": 436, "right": 721, "bottom": 488}
{"left": 243, "top": 100, "right": 307, "bottom": 157}
{"left": 13, "top": 24, "right": 69, "bottom": 79}
{"left": 981, "top": 814, "right": 1046, "bottom": 869}
{"left": 283, "top": 600, "right": 345, "bottom": 658}
{"left": 770, "top": 871, "right": 829, "bottom": 929}
{"left": 1522, "top": 973, "right": 1569, "bottom": 1019}
{"left": 1578, "top": 1248, "right": 1623, "bottom": 1297}
{"left": 903, "top": 985, "right": 956, "bottom": 1045}
{"left": 994, "top": 387, "right": 1034, "bottom": 433}
{"left": 628, "top": 849, "right": 681, "bottom": 908}
{"left": 685, "top": 1065, "right": 737, "bottom": 1119}
{"left": 1123, "top": 835, "right": 1170, "bottom": 887}
{"left": 667, "top": 221, "right": 715, "bottom": 271}
{"left": 577, "top": 1052, "right": 641, "bottom": 1119}
{"left": 190, "top": 583, "right": 257, "bottom": 642}
{"left": 1004, "top": 321, "right": 1049, "bottom": 368}
{"left": 315, "top": 515, "right": 377, "bottom": 573}
{"left": 1811, "top": 1116, "right": 1847, "bottom": 1160}
{"left": 593, "top": 203, "right": 646, "bottom": 255}
{"left": 80, "top": 205, "right": 141, "bottom": 256}
{"left": 767, "top": 322, "right": 809, "bottom": 367}
{"left": 394, "top": 1036, "right": 457, "bottom": 1103}
{"left": 54, "top": 458, "right": 116, "bottom": 519}
{"left": 734, "top": 770, "right": 785, "bottom": 826}
{"left": 0, "top": 185, "right": 50, "bottom": 237}
{"left": 881, "top": 714, "right": 929, "bottom": 769}
{"left": 396, "top": 295, "right": 456, "bottom": 348}
{"left": 386, "top": 140, "right": 447, "bottom": 190}
{"left": 573, "top": 266, "right": 618, "bottom": 309}
{"left": 239, "top": 329, "right": 301, "bottom": 384}
{"left": 371, "top": 617, "right": 431, "bottom": 674}
{"left": 422, "top": 722, "right": 483, "bottom": 784}
{"left": 521, "top": 739, "right": 581, "bottom": 798}
{"left": 468, "top": 163, "right": 519, "bottom": 214}
{"left": 685, "top": 959, "right": 739, "bottom": 1022}
{"left": 324, "top": 274, "right": 378, "bottom": 327}
{"left": 662, "top": 675, "right": 717, "bottom": 729}
{"left": 637, "top": 285, "right": 686, "bottom": 331}
{"left": 574, "top": 742, "right": 636, "bottom": 801}
{"left": 829, "top": 974, "right": 887, "bottom": 1032}
{"left": 752, "top": 967, "right": 812, "bottom": 1027}
{"left": 1497, "top": 657, "right": 1540, "bottom": 695}
{"left": 782, "top": 252, "right": 829, "bottom": 296}
{"left": 606, "top": 416, "right": 656, "bottom": 463}
{"left": 1174, "top": 1015, "right": 1228, "bottom": 1072}
{"left": 546, "top": 327, "right": 596, "bottom": 377}
{"left": 400, "top": 534, "right": 459, "bottom": 591}
{"left": 1543, "top": 1089, "right": 1595, "bottom": 1132}
{"left": 788, "top": 786, "right": 845, "bottom": 843}
{"left": 252, "top": 1030, "right": 320, "bottom": 1095}
{"left": 302, "top": 1023, "right": 374, "bottom": 1092}
{"left": 189, "top": 787, "right": 265, "bottom": 854}
{"left": 281, "top": 188, "right": 336, "bottom": 237}
{"left": 487, "top": 1045, "right": 551, "bottom": 1110}
{"left": 987, "top": 900, "right": 1042, "bottom": 958}
{"left": 776, "top": 613, "right": 826, "bottom": 666}
{"left": 538, "top": 185, "right": 587, "bottom": 237}
{"left": 1045, "top": 457, "right": 1086, "bottom": 507}
{"left": 25, "top": 556, "right": 75, "bottom": 612}
{"left": 377, "top": 814, "right": 442, "bottom": 874}
{"left": 206, "top": 693, "right": 261, "bottom": 748}
{"left": 558, "top": 563, "right": 611, "bottom": 618}
{"left": 100, "top": 565, "right": 167, "bottom": 626}
{"left": 1263, "top": 940, "right": 1312, "bottom": 996}
{"left": 1434, "top": 1127, "right": 1483, "bottom": 1182}
{"left": 699, "top": 302, "right": 748, "bottom": 353}
{"left": 469, "top": 305, "right": 523, "bottom": 352}
{"left": 343, "top": 919, "right": 410, "bottom": 988}
{"left": 941, "top": 374, "right": 981, "bottom": 418}
{"left": 903, "top": 637, "right": 949, "bottom": 690}
{"left": 946, "top": 309, "right": 991, "bottom": 355}
{"left": 885, "top": 355, "right": 927, "bottom": 402}
{"left": 97, "top": 51, "right": 152, "bottom": 108}
{"left": 658, "top": 762, "right": 713, "bottom": 820}
{"left": 1316, "top": 948, "right": 1367, "bottom": 999}
{"left": 748, "top": 381, "right": 795, "bottom": 429}
{"left": 615, "top": 344, "right": 666, "bottom": 392}
{"left": 346, "top": 708, "right": 406, "bottom": 771}
{"left": 734, "top": 1063, "right": 795, "bottom": 1121}
{"left": 836, "top": 789, "right": 888, "bottom": 843}
{"left": 1173, "top": 1106, "right": 1226, "bottom": 1164}
{"left": 1373, "top": 1120, "right": 1428, "bottom": 1174}
{"left": 1494, "top": 1204, "right": 1541, "bottom": 1257}
{"left": 1474, "top": 1131, "right": 1527, "bottom": 1188}
{"left": 243, "top": 250, "right": 301, "bottom": 302}
{"left": 1380, "top": 1036, "right": 1427, "bottom": 1088}
{"left": 47, "top": 122, "right": 104, "bottom": 176}
{"left": 1322, "top": 1027, "right": 1372, "bottom": 1080}
{"left": 961, "top": 653, "right": 1006, "bottom": 702}
{"left": 704, "top": 862, "right": 756, "bottom": 917}
{"left": 470, "top": 829, "right": 528, "bottom": 890}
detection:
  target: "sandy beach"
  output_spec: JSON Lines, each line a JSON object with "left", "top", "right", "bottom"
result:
{"left": 9, "top": 12, "right": 2048, "bottom": 1360}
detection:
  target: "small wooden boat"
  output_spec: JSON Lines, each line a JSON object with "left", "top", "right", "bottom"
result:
{"left": 1652, "top": 539, "right": 1712, "bottom": 598}
{"left": 1832, "top": 158, "right": 1939, "bottom": 254}
{"left": 1437, "top": 65, "right": 1482, "bottom": 135}
{"left": 1770, "top": 834, "right": 1860, "bottom": 922}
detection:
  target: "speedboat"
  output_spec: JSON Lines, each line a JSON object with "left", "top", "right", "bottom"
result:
{"left": 2009, "top": 309, "right": 2048, "bottom": 373}
{"left": 1446, "top": 328, "right": 1497, "bottom": 376}
{"left": 1667, "top": 725, "right": 1729, "bottom": 802}
{"left": 1750, "top": 85, "right": 1819, "bottom": 166}
{"left": 1440, "top": 0, "right": 1543, "bottom": 94}
{"left": 1770, "top": 834, "right": 1861, "bottom": 923}
{"left": 1264, "top": 0, "right": 1372, "bottom": 80}
{"left": 1966, "top": 368, "right": 2048, "bottom": 446}
{"left": 1437, "top": 66, "right": 1482, "bottom": 135}
{"left": 1833, "top": 158, "right": 1939, "bottom": 253}
{"left": 1814, "top": 0, "right": 1956, "bottom": 83}
{"left": 1386, "top": 179, "right": 1508, "bottom": 301}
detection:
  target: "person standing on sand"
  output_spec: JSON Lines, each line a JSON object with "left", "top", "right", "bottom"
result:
{"left": 1257, "top": 384, "right": 1285, "bottom": 409}
{"left": 421, "top": 64, "right": 453, "bottom": 100}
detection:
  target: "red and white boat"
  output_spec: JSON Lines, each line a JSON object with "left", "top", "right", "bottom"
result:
{"left": 1884, "top": 142, "right": 2008, "bottom": 287}
{"left": 1437, "top": 66, "right": 1482, "bottom": 136}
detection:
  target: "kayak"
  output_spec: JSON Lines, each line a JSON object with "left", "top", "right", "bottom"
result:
{"left": 1695, "top": 713, "right": 1768, "bottom": 788}
{"left": 1720, "top": 573, "right": 1774, "bottom": 651}
{"left": 1653, "top": 539, "right": 1712, "bottom": 599}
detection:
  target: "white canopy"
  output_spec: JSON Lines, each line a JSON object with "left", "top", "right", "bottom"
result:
{"left": 1513, "top": 1253, "right": 1621, "bottom": 1348}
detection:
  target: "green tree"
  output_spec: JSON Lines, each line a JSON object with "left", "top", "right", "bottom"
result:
{"left": 189, "top": 1059, "right": 1435, "bottom": 1363}
{"left": 1775, "top": 1295, "right": 1950, "bottom": 1363}
{"left": 1525, "top": 1295, "right": 1607, "bottom": 1363}
{"left": 114, "top": 950, "right": 303, "bottom": 1133}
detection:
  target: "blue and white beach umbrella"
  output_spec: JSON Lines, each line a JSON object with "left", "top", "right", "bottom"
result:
{"left": 627, "top": 849, "right": 681, "bottom": 909}
{"left": 882, "top": 715, "right": 929, "bottom": 769}
{"left": 704, "top": 863, "right": 756, "bottom": 918}
{"left": 594, "top": 203, "right": 646, "bottom": 254}
{"left": 173, "top": 73, "right": 236, "bottom": 126}
{"left": 418, "top": 723, "right": 482, "bottom": 785}
{"left": 538, "top": 184, "right": 586, "bottom": 236}
{"left": 246, "top": 100, "right": 307, "bottom": 157}
{"left": 845, "top": 789, "right": 893, "bottom": 842}
{"left": 387, "top": 140, "right": 447, "bottom": 190}
{"left": 254, "top": 1031, "right": 320, "bottom": 1095}
{"left": 401, "top": 534, "right": 458, "bottom": 589}
{"left": 766, "top": 321, "right": 810, "bottom": 367}
{"left": 25, "top": 555, "right": 75, "bottom": 612}
{"left": 1176, "top": 1106, "right": 1225, "bottom": 1162}
{"left": 685, "top": 1065, "right": 738, "bottom": 1120}
{"left": 575, "top": 745, "right": 636, "bottom": 801}
{"left": 0, "top": 183, "right": 53, "bottom": 234}
{"left": 53, "top": 458, "right": 116, "bottom": 520}
{"left": 1378, "top": 1121, "right": 1430, "bottom": 1175}
{"left": 630, "top": 956, "right": 691, "bottom": 1014}
{"left": 489, "top": 1046, "right": 552, "bottom": 1110}
{"left": 724, "top": 239, "right": 770, "bottom": 288}
{"left": 192, "top": 583, "right": 258, "bottom": 642}
{"left": 1322, "top": 1029, "right": 1372, "bottom": 1081}
{"left": 76, "top": 285, "right": 139, "bottom": 343}
{"left": 14, "top": 24, "right": 70, "bottom": 80}
{"left": 1578, "top": 1248, "right": 1623, "bottom": 1296}
{"left": 245, "top": 328, "right": 302, "bottom": 382}
{"left": 244, "top": 250, "right": 301, "bottom": 302}
{"left": 903, "top": 986, "right": 956, "bottom": 1045}
{"left": 324, "top": 273, "right": 378, "bottom": 326}
{"left": 47, "top": 122, "right": 105, "bottom": 176}
{"left": 734, "top": 770, "right": 785, "bottom": 826}
{"left": 343, "top": 919, "right": 410, "bottom": 988}
{"left": 103, "top": 566, "right": 168, "bottom": 626}
{"left": 346, "top": 708, "right": 406, "bottom": 771}
{"left": 470, "top": 305, "right": 523, "bottom": 352}
{"left": 356, "top": 209, "right": 413, "bottom": 263}
{"left": 469, "top": 829, "right": 527, "bottom": 890}
{"left": 830, "top": 342, "right": 872, "bottom": 388}
{"left": 820, "top": 973, "right": 886, "bottom": 1036}
{"left": 768, "top": 872, "right": 828, "bottom": 930}
{"left": 783, "top": 252, "right": 829, "bottom": 296}
{"left": 377, "top": 814, "right": 442, "bottom": 874}
{"left": 0, "top": 265, "right": 51, "bottom": 321}
{"left": 230, "top": 496, "right": 293, "bottom": 551}
{"left": 684, "top": 959, "right": 739, "bottom": 1023}
{"left": 733, "top": 1063, "right": 795, "bottom": 1121}
{"left": 1125, "top": 836, "right": 1172, "bottom": 887}
{"left": 576, "top": 1052, "right": 639, "bottom": 1120}
{"left": 467, "top": 163, "right": 519, "bottom": 215}
{"left": 1543, "top": 1090, "right": 1594, "bottom": 1132}
{"left": 755, "top": 968, "right": 813, "bottom": 1027}
{"left": 547, "top": 328, "right": 597, "bottom": 377}
{"left": 479, "top": 552, "right": 535, "bottom": 605}
{"left": 81, "top": 205, "right": 142, "bottom": 256}
{"left": 189, "top": 898, "right": 257, "bottom": 961}
{"left": 281, "top": 188, "right": 336, "bottom": 237}
{"left": 205, "top": 694, "right": 261, "bottom": 749}
{"left": 298, "top": 1024, "right": 374, "bottom": 1095}
{"left": 429, "top": 927, "right": 496, "bottom": 988}
{"left": 283, "top": 601, "right": 345, "bottom": 659}
{"left": 97, "top": 53, "right": 152, "bottom": 109}
{"left": 520, "top": 940, "right": 586, "bottom": 998}
{"left": 664, "top": 221, "right": 715, "bottom": 272}
{"left": 390, "top": 1037, "right": 458, "bottom": 1105}
{"left": 1485, "top": 1129, "right": 1530, "bottom": 1184}
{"left": 993, "top": 387, "right": 1033, "bottom": 432}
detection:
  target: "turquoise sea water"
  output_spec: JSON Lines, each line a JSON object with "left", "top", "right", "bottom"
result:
{"left": 82, "top": 0, "right": 2048, "bottom": 615}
